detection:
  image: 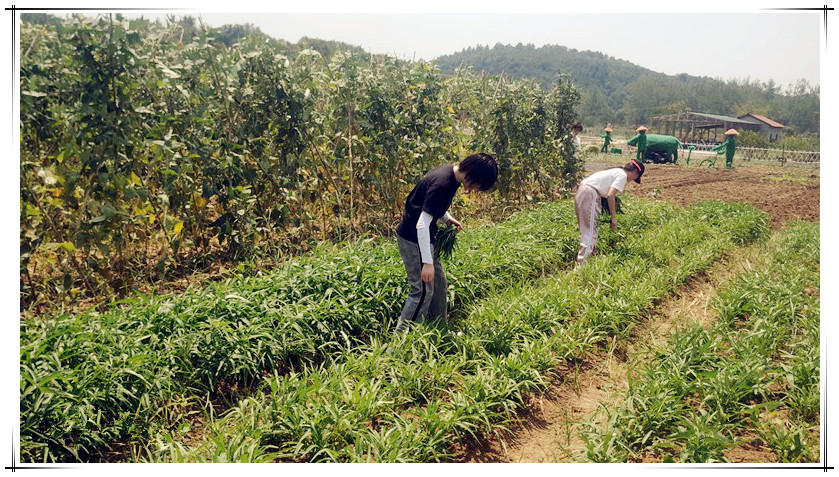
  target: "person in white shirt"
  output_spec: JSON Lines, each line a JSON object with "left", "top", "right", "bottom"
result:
{"left": 574, "top": 160, "right": 645, "bottom": 265}
{"left": 571, "top": 121, "right": 583, "bottom": 156}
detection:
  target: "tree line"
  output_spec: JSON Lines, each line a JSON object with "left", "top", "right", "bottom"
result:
{"left": 436, "top": 43, "right": 820, "bottom": 137}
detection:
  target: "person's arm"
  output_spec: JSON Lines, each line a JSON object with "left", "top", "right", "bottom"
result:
{"left": 416, "top": 211, "right": 435, "bottom": 284}
{"left": 443, "top": 211, "right": 462, "bottom": 230}
{"left": 607, "top": 188, "right": 619, "bottom": 230}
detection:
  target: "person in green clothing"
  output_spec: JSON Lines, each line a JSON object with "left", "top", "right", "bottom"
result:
{"left": 627, "top": 126, "right": 648, "bottom": 162}
{"left": 712, "top": 129, "right": 738, "bottom": 169}
{"left": 600, "top": 126, "right": 613, "bottom": 154}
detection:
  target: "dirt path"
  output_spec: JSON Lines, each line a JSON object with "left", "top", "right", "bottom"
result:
{"left": 587, "top": 163, "right": 820, "bottom": 229}
{"left": 459, "top": 243, "right": 769, "bottom": 463}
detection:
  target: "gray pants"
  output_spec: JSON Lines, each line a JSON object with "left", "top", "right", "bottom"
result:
{"left": 396, "top": 235, "right": 447, "bottom": 333}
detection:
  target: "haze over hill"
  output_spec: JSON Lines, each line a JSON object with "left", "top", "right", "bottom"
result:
{"left": 435, "top": 43, "right": 819, "bottom": 134}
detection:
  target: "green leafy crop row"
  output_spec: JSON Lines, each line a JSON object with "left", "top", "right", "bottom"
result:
{"left": 21, "top": 196, "right": 664, "bottom": 462}
{"left": 139, "top": 200, "right": 768, "bottom": 462}
{"left": 582, "top": 221, "right": 819, "bottom": 463}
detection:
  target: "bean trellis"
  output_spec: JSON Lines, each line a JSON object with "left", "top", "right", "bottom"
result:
{"left": 20, "top": 14, "right": 583, "bottom": 312}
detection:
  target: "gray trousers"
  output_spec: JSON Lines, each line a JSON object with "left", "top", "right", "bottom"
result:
{"left": 396, "top": 235, "right": 447, "bottom": 333}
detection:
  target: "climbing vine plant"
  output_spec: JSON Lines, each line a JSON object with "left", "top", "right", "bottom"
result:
{"left": 20, "top": 14, "right": 581, "bottom": 312}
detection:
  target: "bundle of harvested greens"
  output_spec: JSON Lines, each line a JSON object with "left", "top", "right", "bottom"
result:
{"left": 434, "top": 224, "right": 459, "bottom": 260}
{"left": 600, "top": 196, "right": 622, "bottom": 218}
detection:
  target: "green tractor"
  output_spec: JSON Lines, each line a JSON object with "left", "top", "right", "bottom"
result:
{"left": 628, "top": 133, "right": 682, "bottom": 164}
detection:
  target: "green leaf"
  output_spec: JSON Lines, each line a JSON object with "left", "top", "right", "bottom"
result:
{"left": 24, "top": 204, "right": 40, "bottom": 217}
{"left": 101, "top": 202, "right": 117, "bottom": 218}
{"left": 57, "top": 242, "right": 76, "bottom": 252}
{"left": 112, "top": 24, "right": 125, "bottom": 42}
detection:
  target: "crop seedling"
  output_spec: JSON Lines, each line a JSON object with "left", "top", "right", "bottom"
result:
{"left": 143, "top": 200, "right": 770, "bottom": 463}
{"left": 580, "top": 221, "right": 818, "bottom": 463}
{"left": 21, "top": 196, "right": 778, "bottom": 463}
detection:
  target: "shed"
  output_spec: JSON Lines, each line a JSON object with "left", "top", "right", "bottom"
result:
{"left": 650, "top": 111, "right": 783, "bottom": 144}
{"left": 737, "top": 113, "right": 785, "bottom": 142}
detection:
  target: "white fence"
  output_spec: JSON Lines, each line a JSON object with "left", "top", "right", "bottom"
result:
{"left": 580, "top": 136, "right": 819, "bottom": 167}
{"left": 735, "top": 147, "right": 820, "bottom": 165}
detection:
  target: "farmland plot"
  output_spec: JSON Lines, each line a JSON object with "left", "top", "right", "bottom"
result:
{"left": 21, "top": 197, "right": 786, "bottom": 463}
{"left": 20, "top": 198, "right": 666, "bottom": 462}
{"left": 132, "top": 200, "right": 769, "bottom": 462}
{"left": 581, "top": 221, "right": 820, "bottom": 463}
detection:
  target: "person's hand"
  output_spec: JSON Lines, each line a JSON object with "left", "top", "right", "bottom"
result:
{"left": 421, "top": 263, "right": 434, "bottom": 284}
{"left": 610, "top": 217, "right": 618, "bottom": 231}
{"left": 446, "top": 217, "right": 463, "bottom": 231}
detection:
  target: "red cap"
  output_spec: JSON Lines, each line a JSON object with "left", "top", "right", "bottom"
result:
{"left": 725, "top": 129, "right": 739, "bottom": 136}
{"left": 631, "top": 160, "right": 645, "bottom": 183}
{"left": 636, "top": 126, "right": 648, "bottom": 132}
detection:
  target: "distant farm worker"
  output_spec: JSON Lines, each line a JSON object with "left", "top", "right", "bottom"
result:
{"left": 574, "top": 160, "right": 645, "bottom": 265}
{"left": 712, "top": 128, "right": 738, "bottom": 169}
{"left": 571, "top": 121, "right": 584, "bottom": 157}
{"left": 600, "top": 126, "right": 613, "bottom": 154}
{"left": 627, "top": 126, "right": 648, "bottom": 162}
{"left": 395, "top": 153, "right": 499, "bottom": 333}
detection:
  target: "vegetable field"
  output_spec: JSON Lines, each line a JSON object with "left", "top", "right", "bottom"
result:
{"left": 20, "top": 191, "right": 820, "bottom": 463}
{"left": 18, "top": 13, "right": 821, "bottom": 466}
{"left": 580, "top": 221, "right": 820, "bottom": 463}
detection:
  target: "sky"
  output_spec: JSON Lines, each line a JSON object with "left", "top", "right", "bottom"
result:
{"left": 5, "top": 0, "right": 826, "bottom": 89}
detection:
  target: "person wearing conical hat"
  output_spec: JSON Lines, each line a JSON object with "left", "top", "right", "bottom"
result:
{"left": 626, "top": 126, "right": 648, "bottom": 162}
{"left": 711, "top": 128, "right": 738, "bottom": 169}
{"left": 600, "top": 125, "right": 613, "bottom": 154}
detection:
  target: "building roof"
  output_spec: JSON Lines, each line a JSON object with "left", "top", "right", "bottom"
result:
{"left": 650, "top": 111, "right": 784, "bottom": 133}
{"left": 690, "top": 112, "right": 756, "bottom": 125}
{"left": 738, "top": 113, "right": 785, "bottom": 128}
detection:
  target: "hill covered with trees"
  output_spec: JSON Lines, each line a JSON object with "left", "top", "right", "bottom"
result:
{"left": 436, "top": 43, "right": 819, "bottom": 135}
